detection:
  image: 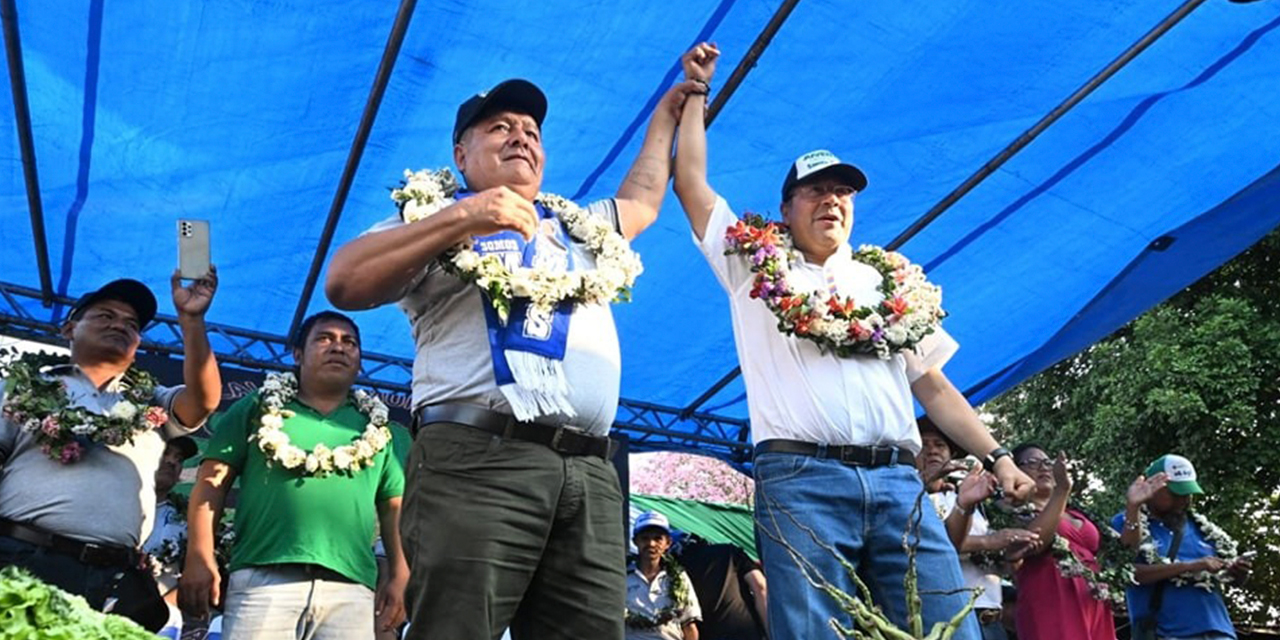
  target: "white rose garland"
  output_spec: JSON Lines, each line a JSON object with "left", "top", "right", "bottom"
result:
{"left": 391, "top": 168, "right": 644, "bottom": 323}
{"left": 251, "top": 372, "right": 392, "bottom": 477}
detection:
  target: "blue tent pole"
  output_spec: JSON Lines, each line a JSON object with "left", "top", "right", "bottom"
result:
{"left": 705, "top": 0, "right": 801, "bottom": 125}
{"left": 288, "top": 0, "right": 419, "bottom": 338}
{"left": 885, "top": 0, "right": 1210, "bottom": 251}
{"left": 2, "top": 0, "right": 54, "bottom": 306}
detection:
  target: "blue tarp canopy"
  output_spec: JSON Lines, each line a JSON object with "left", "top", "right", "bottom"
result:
{"left": 4, "top": 0, "right": 1279, "bottom": 445}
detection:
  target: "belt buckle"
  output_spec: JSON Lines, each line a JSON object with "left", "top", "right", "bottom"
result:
{"left": 549, "top": 427, "right": 566, "bottom": 452}
{"left": 836, "top": 446, "right": 857, "bottom": 465}
{"left": 77, "top": 542, "right": 102, "bottom": 563}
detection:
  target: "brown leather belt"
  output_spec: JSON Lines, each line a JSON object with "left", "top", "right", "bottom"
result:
{"left": 0, "top": 518, "right": 139, "bottom": 568}
{"left": 754, "top": 439, "right": 915, "bottom": 467}
{"left": 415, "top": 404, "right": 617, "bottom": 460}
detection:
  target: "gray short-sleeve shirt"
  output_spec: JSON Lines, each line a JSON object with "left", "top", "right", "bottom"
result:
{"left": 0, "top": 364, "right": 199, "bottom": 546}
{"left": 366, "top": 197, "right": 624, "bottom": 435}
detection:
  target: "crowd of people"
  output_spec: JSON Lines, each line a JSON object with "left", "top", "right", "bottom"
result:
{"left": 915, "top": 421, "right": 1252, "bottom": 640}
{"left": 0, "top": 41, "right": 1255, "bottom": 640}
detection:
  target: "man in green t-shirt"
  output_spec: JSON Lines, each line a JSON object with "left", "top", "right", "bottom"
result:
{"left": 179, "top": 311, "right": 411, "bottom": 640}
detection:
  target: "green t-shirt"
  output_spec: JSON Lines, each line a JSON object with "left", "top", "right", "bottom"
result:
{"left": 206, "top": 391, "right": 410, "bottom": 590}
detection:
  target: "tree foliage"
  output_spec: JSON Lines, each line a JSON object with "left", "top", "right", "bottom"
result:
{"left": 984, "top": 228, "right": 1280, "bottom": 626}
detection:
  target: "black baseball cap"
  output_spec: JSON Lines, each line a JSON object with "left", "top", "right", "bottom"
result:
{"left": 68, "top": 278, "right": 158, "bottom": 328}
{"left": 781, "top": 149, "right": 869, "bottom": 201}
{"left": 453, "top": 79, "right": 548, "bottom": 144}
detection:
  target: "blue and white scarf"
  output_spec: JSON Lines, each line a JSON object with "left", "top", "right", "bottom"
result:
{"left": 460, "top": 192, "right": 578, "bottom": 420}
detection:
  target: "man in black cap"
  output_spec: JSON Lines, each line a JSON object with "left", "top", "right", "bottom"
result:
{"left": 327, "top": 75, "right": 700, "bottom": 639}
{"left": 671, "top": 43, "right": 1032, "bottom": 639}
{"left": 0, "top": 271, "right": 221, "bottom": 631}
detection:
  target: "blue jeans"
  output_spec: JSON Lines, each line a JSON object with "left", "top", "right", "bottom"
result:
{"left": 754, "top": 453, "right": 980, "bottom": 640}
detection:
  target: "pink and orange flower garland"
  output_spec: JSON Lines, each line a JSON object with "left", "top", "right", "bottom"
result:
{"left": 723, "top": 214, "right": 945, "bottom": 358}
{"left": 0, "top": 350, "right": 166, "bottom": 463}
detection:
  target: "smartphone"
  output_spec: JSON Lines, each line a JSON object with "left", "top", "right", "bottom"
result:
{"left": 1239, "top": 550, "right": 1258, "bottom": 560}
{"left": 178, "top": 219, "right": 211, "bottom": 280}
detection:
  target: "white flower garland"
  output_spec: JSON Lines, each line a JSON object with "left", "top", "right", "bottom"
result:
{"left": 1136, "top": 507, "right": 1239, "bottom": 591}
{"left": 391, "top": 168, "right": 644, "bottom": 323}
{"left": 251, "top": 372, "right": 392, "bottom": 477}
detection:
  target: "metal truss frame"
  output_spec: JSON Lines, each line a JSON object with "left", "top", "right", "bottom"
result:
{"left": 0, "top": 281, "right": 753, "bottom": 463}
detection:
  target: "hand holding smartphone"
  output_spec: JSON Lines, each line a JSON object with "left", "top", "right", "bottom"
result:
{"left": 178, "top": 219, "right": 211, "bottom": 280}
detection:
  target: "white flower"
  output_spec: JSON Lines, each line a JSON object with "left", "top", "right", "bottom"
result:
{"left": 109, "top": 402, "right": 138, "bottom": 421}
{"left": 281, "top": 447, "right": 307, "bottom": 469}
{"left": 885, "top": 323, "right": 908, "bottom": 344}
{"left": 333, "top": 448, "right": 355, "bottom": 470}
{"left": 261, "top": 413, "right": 285, "bottom": 430}
{"left": 259, "top": 429, "right": 290, "bottom": 451}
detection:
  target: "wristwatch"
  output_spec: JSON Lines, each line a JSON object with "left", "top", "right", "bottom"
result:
{"left": 982, "top": 447, "right": 1012, "bottom": 472}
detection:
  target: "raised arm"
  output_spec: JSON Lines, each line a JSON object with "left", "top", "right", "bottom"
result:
{"left": 614, "top": 79, "right": 701, "bottom": 239}
{"left": 179, "top": 459, "right": 237, "bottom": 618}
{"left": 1118, "top": 473, "right": 1169, "bottom": 547}
{"left": 169, "top": 267, "right": 221, "bottom": 429}
{"left": 1022, "top": 453, "right": 1072, "bottom": 554}
{"left": 326, "top": 188, "right": 537, "bottom": 309}
{"left": 943, "top": 464, "right": 993, "bottom": 549}
{"left": 673, "top": 42, "right": 721, "bottom": 240}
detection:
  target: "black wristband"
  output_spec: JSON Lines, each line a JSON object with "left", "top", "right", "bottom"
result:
{"left": 982, "top": 447, "right": 1012, "bottom": 472}
{"left": 689, "top": 78, "right": 711, "bottom": 95}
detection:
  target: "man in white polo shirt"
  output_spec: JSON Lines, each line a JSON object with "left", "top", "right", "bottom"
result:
{"left": 671, "top": 42, "right": 1033, "bottom": 639}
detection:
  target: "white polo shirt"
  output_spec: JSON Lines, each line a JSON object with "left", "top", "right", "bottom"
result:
{"left": 694, "top": 196, "right": 958, "bottom": 452}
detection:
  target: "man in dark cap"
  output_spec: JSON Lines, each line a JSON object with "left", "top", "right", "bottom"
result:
{"left": 0, "top": 271, "right": 221, "bottom": 630}
{"left": 327, "top": 75, "right": 700, "bottom": 639}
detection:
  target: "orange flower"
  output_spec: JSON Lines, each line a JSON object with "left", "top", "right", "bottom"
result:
{"left": 827, "top": 296, "right": 855, "bottom": 316}
{"left": 883, "top": 296, "right": 909, "bottom": 316}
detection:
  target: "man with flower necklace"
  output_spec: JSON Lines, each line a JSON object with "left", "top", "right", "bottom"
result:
{"left": 0, "top": 273, "right": 221, "bottom": 631}
{"left": 326, "top": 73, "right": 699, "bottom": 639}
{"left": 1111, "top": 454, "right": 1250, "bottom": 640}
{"left": 626, "top": 511, "right": 701, "bottom": 640}
{"left": 671, "top": 43, "right": 1034, "bottom": 639}
{"left": 180, "top": 310, "right": 411, "bottom": 639}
